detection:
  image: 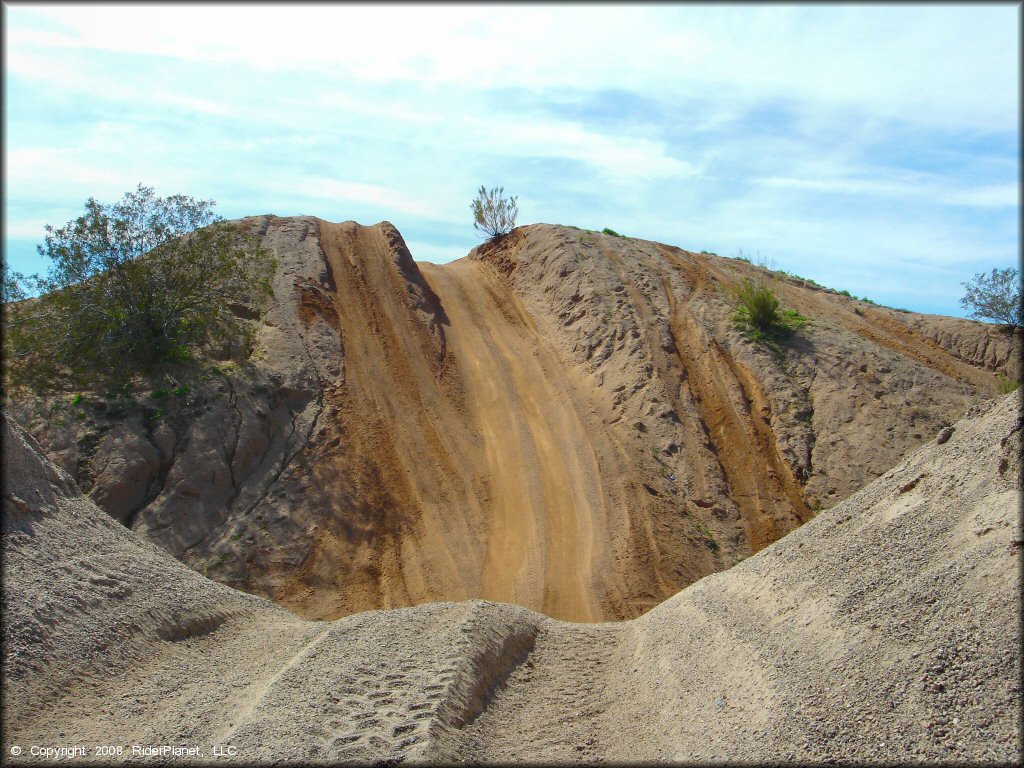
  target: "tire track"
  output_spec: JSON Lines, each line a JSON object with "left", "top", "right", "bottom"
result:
{"left": 420, "top": 259, "right": 605, "bottom": 622}
{"left": 657, "top": 247, "right": 810, "bottom": 551}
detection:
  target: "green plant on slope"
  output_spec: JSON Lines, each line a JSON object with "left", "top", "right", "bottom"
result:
{"left": 730, "top": 277, "right": 807, "bottom": 342}
{"left": 997, "top": 372, "right": 1021, "bottom": 395}
{"left": 470, "top": 185, "right": 518, "bottom": 238}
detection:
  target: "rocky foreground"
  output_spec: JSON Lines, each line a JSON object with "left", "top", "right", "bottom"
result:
{"left": 3, "top": 390, "right": 1019, "bottom": 764}
{"left": 6, "top": 218, "right": 1019, "bottom": 623}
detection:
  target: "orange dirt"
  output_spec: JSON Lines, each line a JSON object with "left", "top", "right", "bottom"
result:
{"left": 257, "top": 220, "right": 1006, "bottom": 624}
{"left": 273, "top": 223, "right": 654, "bottom": 622}
{"left": 656, "top": 247, "right": 810, "bottom": 549}
{"left": 37, "top": 218, "right": 1006, "bottom": 627}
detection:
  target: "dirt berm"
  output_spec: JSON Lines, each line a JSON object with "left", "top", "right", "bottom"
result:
{"left": 6, "top": 217, "right": 1019, "bottom": 623}
{"left": 2, "top": 390, "right": 1019, "bottom": 763}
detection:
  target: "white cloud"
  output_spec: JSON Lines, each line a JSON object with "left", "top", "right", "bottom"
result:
{"left": 5, "top": 147, "right": 129, "bottom": 191}
{"left": 7, "top": 5, "right": 1017, "bottom": 133}
{"left": 266, "top": 178, "right": 459, "bottom": 224}
{"left": 460, "top": 117, "right": 700, "bottom": 182}
{"left": 755, "top": 169, "right": 1019, "bottom": 209}
{"left": 938, "top": 184, "right": 1019, "bottom": 209}
{"left": 3, "top": 5, "right": 1017, "bottom": 319}
{"left": 2, "top": 217, "right": 54, "bottom": 241}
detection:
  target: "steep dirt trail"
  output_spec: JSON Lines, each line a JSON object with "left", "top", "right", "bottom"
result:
{"left": 420, "top": 259, "right": 608, "bottom": 622}
{"left": 657, "top": 247, "right": 810, "bottom": 549}
{"left": 278, "top": 221, "right": 490, "bottom": 618}
{"left": 272, "top": 223, "right": 700, "bottom": 623}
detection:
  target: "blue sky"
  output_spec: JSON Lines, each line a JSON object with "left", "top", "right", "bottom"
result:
{"left": 3, "top": 3, "right": 1019, "bottom": 317}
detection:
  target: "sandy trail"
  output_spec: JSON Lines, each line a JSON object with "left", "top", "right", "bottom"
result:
{"left": 447, "top": 620, "right": 636, "bottom": 763}
{"left": 669, "top": 249, "right": 810, "bottom": 536}
{"left": 421, "top": 259, "right": 605, "bottom": 621}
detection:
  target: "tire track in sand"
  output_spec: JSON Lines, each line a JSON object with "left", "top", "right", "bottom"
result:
{"left": 420, "top": 259, "right": 604, "bottom": 622}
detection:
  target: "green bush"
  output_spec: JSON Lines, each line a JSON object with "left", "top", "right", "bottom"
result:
{"left": 731, "top": 278, "right": 807, "bottom": 342}
{"left": 470, "top": 185, "right": 518, "bottom": 238}
{"left": 2, "top": 185, "right": 275, "bottom": 391}
{"left": 601, "top": 227, "right": 624, "bottom": 238}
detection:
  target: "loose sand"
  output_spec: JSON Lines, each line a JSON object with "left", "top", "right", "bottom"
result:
{"left": 3, "top": 390, "right": 1019, "bottom": 763}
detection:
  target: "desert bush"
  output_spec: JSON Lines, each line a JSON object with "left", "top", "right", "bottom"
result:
{"left": 960, "top": 267, "right": 1021, "bottom": 329}
{"left": 2, "top": 184, "right": 275, "bottom": 391}
{"left": 470, "top": 185, "right": 518, "bottom": 238}
{"left": 731, "top": 277, "right": 807, "bottom": 342}
{"left": 602, "top": 227, "right": 624, "bottom": 238}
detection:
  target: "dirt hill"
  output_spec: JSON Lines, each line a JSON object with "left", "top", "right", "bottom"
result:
{"left": 6, "top": 217, "right": 1019, "bottom": 622}
{"left": 3, "top": 390, "right": 1019, "bottom": 763}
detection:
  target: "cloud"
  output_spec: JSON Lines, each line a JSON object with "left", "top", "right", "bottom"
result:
{"left": 755, "top": 175, "right": 1019, "bottom": 209}
{"left": 3, "top": 5, "right": 1017, "bottom": 319}
{"left": 7, "top": 5, "right": 1017, "bottom": 133}
{"left": 264, "top": 178, "right": 460, "bottom": 224}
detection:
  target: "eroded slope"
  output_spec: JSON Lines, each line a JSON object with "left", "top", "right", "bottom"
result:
{"left": 6, "top": 218, "right": 1017, "bottom": 622}
{"left": 4, "top": 392, "right": 1019, "bottom": 764}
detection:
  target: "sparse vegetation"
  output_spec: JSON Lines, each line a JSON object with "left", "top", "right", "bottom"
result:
{"left": 960, "top": 267, "right": 1021, "bottom": 329}
{"left": 997, "top": 372, "right": 1021, "bottom": 394}
{"left": 730, "top": 277, "right": 807, "bottom": 342}
{"left": 602, "top": 228, "right": 624, "bottom": 238}
{"left": 695, "top": 522, "right": 719, "bottom": 552}
{"left": 2, "top": 184, "right": 275, "bottom": 391}
{"left": 470, "top": 185, "right": 519, "bottom": 238}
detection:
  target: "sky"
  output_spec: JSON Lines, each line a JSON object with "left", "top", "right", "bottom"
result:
{"left": 3, "top": 3, "right": 1019, "bottom": 317}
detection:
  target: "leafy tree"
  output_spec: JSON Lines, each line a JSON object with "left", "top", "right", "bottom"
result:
{"left": 2, "top": 184, "right": 274, "bottom": 390}
{"left": 470, "top": 185, "right": 518, "bottom": 238}
{"left": 1, "top": 263, "right": 28, "bottom": 304}
{"left": 960, "top": 267, "right": 1021, "bottom": 329}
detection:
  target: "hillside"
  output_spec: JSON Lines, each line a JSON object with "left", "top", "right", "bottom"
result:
{"left": 3, "top": 390, "right": 1019, "bottom": 763}
{"left": 5, "top": 216, "right": 1018, "bottom": 622}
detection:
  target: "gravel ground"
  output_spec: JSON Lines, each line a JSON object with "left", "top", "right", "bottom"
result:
{"left": 2, "top": 390, "right": 1019, "bottom": 764}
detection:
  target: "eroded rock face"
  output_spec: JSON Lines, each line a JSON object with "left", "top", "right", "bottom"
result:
{"left": 88, "top": 422, "right": 160, "bottom": 524}
{"left": 6, "top": 218, "right": 1017, "bottom": 623}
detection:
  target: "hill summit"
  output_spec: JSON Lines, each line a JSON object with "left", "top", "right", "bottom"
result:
{"left": 6, "top": 216, "right": 1019, "bottom": 622}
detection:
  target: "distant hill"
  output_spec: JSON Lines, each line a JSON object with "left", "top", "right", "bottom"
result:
{"left": 5, "top": 215, "right": 1019, "bottom": 622}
